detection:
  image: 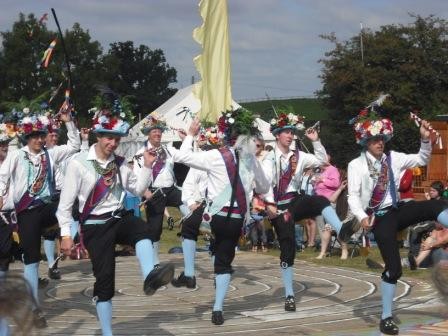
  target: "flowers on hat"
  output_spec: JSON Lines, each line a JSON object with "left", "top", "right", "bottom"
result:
{"left": 90, "top": 106, "right": 130, "bottom": 135}
{"left": 140, "top": 113, "right": 168, "bottom": 135}
{"left": 198, "top": 125, "right": 224, "bottom": 147}
{"left": 350, "top": 94, "right": 394, "bottom": 145}
{"left": 0, "top": 123, "right": 17, "bottom": 143}
{"left": 269, "top": 107, "right": 305, "bottom": 135}
{"left": 217, "top": 108, "right": 259, "bottom": 145}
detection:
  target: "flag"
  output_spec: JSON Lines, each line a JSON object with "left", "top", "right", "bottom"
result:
{"left": 192, "top": 0, "right": 233, "bottom": 122}
{"left": 41, "top": 39, "right": 57, "bottom": 68}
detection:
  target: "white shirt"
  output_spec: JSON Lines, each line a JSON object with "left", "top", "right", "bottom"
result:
{"left": 134, "top": 141, "right": 185, "bottom": 188}
{"left": 0, "top": 157, "right": 14, "bottom": 211}
{"left": 0, "top": 121, "right": 80, "bottom": 205}
{"left": 171, "top": 135, "right": 269, "bottom": 208}
{"left": 181, "top": 167, "right": 208, "bottom": 208}
{"left": 56, "top": 144, "right": 152, "bottom": 236}
{"left": 261, "top": 141, "right": 328, "bottom": 203}
{"left": 347, "top": 141, "right": 432, "bottom": 222}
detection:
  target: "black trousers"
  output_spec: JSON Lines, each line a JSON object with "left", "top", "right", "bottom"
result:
{"left": 17, "top": 202, "right": 58, "bottom": 265}
{"left": 181, "top": 204, "right": 205, "bottom": 241}
{"left": 0, "top": 212, "right": 14, "bottom": 271}
{"left": 372, "top": 200, "right": 448, "bottom": 284}
{"left": 82, "top": 212, "right": 152, "bottom": 302}
{"left": 210, "top": 214, "right": 244, "bottom": 274}
{"left": 271, "top": 194, "right": 331, "bottom": 267}
{"left": 145, "top": 186, "right": 183, "bottom": 242}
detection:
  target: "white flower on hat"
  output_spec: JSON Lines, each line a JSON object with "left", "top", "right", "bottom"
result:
{"left": 23, "top": 107, "right": 30, "bottom": 115}
{"left": 22, "top": 116, "right": 32, "bottom": 124}
{"left": 38, "top": 115, "right": 50, "bottom": 125}
{"left": 270, "top": 118, "right": 276, "bottom": 125}
{"left": 228, "top": 117, "right": 235, "bottom": 124}
{"left": 120, "top": 112, "right": 126, "bottom": 118}
{"left": 226, "top": 113, "right": 232, "bottom": 118}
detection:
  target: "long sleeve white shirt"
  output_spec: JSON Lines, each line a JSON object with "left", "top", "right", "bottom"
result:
{"left": 133, "top": 140, "right": 190, "bottom": 188}
{"left": 56, "top": 144, "right": 152, "bottom": 236}
{"left": 261, "top": 140, "right": 328, "bottom": 203}
{"left": 0, "top": 155, "right": 15, "bottom": 211}
{"left": 181, "top": 167, "right": 208, "bottom": 207}
{"left": 0, "top": 121, "right": 80, "bottom": 205}
{"left": 347, "top": 141, "right": 432, "bottom": 222}
{"left": 171, "top": 135, "right": 269, "bottom": 207}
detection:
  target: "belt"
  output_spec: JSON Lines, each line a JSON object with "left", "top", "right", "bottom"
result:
{"left": 83, "top": 209, "right": 131, "bottom": 225}
{"left": 216, "top": 206, "right": 243, "bottom": 219}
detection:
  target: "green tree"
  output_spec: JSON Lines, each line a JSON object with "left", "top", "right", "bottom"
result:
{"left": 318, "top": 15, "right": 448, "bottom": 166}
{"left": 101, "top": 41, "right": 177, "bottom": 118}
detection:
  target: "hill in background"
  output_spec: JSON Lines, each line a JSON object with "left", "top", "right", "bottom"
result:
{"left": 239, "top": 98, "right": 329, "bottom": 121}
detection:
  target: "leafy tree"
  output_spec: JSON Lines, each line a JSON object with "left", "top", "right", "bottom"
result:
{"left": 318, "top": 15, "right": 448, "bottom": 166}
{"left": 100, "top": 41, "right": 177, "bottom": 119}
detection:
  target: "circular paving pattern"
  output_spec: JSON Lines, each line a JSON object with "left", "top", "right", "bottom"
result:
{"left": 7, "top": 252, "right": 448, "bottom": 335}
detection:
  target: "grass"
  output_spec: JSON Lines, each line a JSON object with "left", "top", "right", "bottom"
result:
{"left": 157, "top": 208, "right": 432, "bottom": 282}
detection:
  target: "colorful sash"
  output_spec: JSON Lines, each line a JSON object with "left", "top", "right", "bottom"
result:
{"left": 274, "top": 150, "right": 299, "bottom": 202}
{"left": 15, "top": 149, "right": 51, "bottom": 214}
{"left": 79, "top": 156, "right": 125, "bottom": 224}
{"left": 366, "top": 153, "right": 393, "bottom": 215}
{"left": 219, "top": 147, "right": 247, "bottom": 217}
{"left": 152, "top": 149, "right": 166, "bottom": 181}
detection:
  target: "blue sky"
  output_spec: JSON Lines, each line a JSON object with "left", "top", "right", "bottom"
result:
{"left": 1, "top": 0, "right": 447, "bottom": 101}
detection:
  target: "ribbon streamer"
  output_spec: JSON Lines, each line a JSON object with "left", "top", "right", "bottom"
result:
{"left": 409, "top": 112, "right": 443, "bottom": 149}
{"left": 41, "top": 39, "right": 57, "bottom": 68}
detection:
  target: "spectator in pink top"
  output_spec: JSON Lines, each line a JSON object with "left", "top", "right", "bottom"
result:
{"left": 314, "top": 154, "right": 340, "bottom": 199}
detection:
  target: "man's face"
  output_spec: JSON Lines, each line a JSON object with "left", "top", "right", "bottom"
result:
{"left": 366, "top": 136, "right": 385, "bottom": 158}
{"left": 276, "top": 129, "right": 294, "bottom": 148}
{"left": 97, "top": 135, "right": 121, "bottom": 157}
{"left": 255, "top": 140, "right": 264, "bottom": 155}
{"left": 148, "top": 128, "right": 162, "bottom": 147}
{"left": 45, "top": 132, "right": 59, "bottom": 148}
{"left": 27, "top": 133, "right": 46, "bottom": 153}
{"left": 0, "top": 143, "right": 8, "bottom": 161}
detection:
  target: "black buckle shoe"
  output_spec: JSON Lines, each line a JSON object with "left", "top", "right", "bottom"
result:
{"left": 32, "top": 309, "right": 48, "bottom": 329}
{"left": 171, "top": 272, "right": 196, "bottom": 288}
{"left": 48, "top": 267, "right": 61, "bottom": 280}
{"left": 38, "top": 277, "right": 49, "bottom": 289}
{"left": 379, "top": 317, "right": 399, "bottom": 335}
{"left": 211, "top": 311, "right": 224, "bottom": 325}
{"left": 284, "top": 295, "right": 296, "bottom": 311}
{"left": 143, "top": 263, "right": 175, "bottom": 295}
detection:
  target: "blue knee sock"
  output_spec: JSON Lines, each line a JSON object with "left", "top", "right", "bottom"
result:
{"left": 213, "top": 273, "right": 231, "bottom": 311}
{"left": 0, "top": 317, "right": 10, "bottom": 336}
{"left": 179, "top": 204, "right": 190, "bottom": 217}
{"left": 135, "top": 239, "right": 154, "bottom": 279}
{"left": 70, "top": 220, "right": 79, "bottom": 239}
{"left": 281, "top": 267, "right": 294, "bottom": 297}
{"left": 182, "top": 239, "right": 196, "bottom": 277}
{"left": 24, "top": 262, "right": 39, "bottom": 306}
{"left": 153, "top": 241, "right": 160, "bottom": 266}
{"left": 44, "top": 240, "right": 55, "bottom": 268}
{"left": 437, "top": 209, "right": 448, "bottom": 228}
{"left": 96, "top": 300, "right": 113, "bottom": 336}
{"left": 381, "top": 280, "right": 396, "bottom": 319}
{"left": 322, "top": 206, "right": 342, "bottom": 233}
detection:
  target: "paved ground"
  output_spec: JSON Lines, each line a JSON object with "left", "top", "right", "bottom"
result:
{"left": 7, "top": 252, "right": 448, "bottom": 335}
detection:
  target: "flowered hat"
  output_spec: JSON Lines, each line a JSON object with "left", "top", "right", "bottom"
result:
{"left": 140, "top": 112, "right": 168, "bottom": 135}
{"left": 350, "top": 94, "right": 394, "bottom": 146}
{"left": 217, "top": 108, "right": 259, "bottom": 145}
{"left": 89, "top": 87, "right": 133, "bottom": 136}
{"left": 269, "top": 106, "right": 305, "bottom": 135}
{"left": 197, "top": 124, "right": 225, "bottom": 148}
{"left": 0, "top": 118, "right": 17, "bottom": 143}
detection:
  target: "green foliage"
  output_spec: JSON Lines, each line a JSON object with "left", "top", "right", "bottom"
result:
{"left": 318, "top": 14, "right": 448, "bottom": 167}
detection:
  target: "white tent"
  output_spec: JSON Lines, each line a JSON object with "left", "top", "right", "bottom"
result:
{"left": 116, "top": 85, "right": 275, "bottom": 158}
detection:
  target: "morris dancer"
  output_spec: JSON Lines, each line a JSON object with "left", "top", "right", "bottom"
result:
{"left": 0, "top": 108, "right": 80, "bottom": 328}
{"left": 171, "top": 126, "right": 221, "bottom": 288}
{"left": 262, "top": 110, "right": 345, "bottom": 311}
{"left": 57, "top": 102, "right": 175, "bottom": 336}
{"left": 168, "top": 109, "right": 269, "bottom": 325}
{"left": 135, "top": 113, "right": 189, "bottom": 267}
{"left": 347, "top": 95, "right": 448, "bottom": 335}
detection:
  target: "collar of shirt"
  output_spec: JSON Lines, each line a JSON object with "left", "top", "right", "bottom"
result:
{"left": 275, "top": 145, "right": 294, "bottom": 161}
{"left": 365, "top": 151, "right": 386, "bottom": 171}
{"left": 87, "top": 144, "right": 116, "bottom": 167}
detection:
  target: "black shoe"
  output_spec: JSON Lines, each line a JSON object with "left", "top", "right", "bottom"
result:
{"left": 379, "top": 317, "right": 399, "bottom": 335}
{"left": 143, "top": 263, "right": 175, "bottom": 295}
{"left": 211, "top": 311, "right": 224, "bottom": 325}
{"left": 38, "top": 277, "right": 49, "bottom": 289}
{"left": 171, "top": 272, "right": 196, "bottom": 288}
{"left": 48, "top": 267, "right": 61, "bottom": 280}
{"left": 32, "top": 309, "right": 48, "bottom": 329}
{"left": 167, "top": 217, "right": 175, "bottom": 230}
{"left": 408, "top": 254, "right": 417, "bottom": 271}
{"left": 366, "top": 258, "right": 383, "bottom": 270}
{"left": 284, "top": 295, "right": 296, "bottom": 311}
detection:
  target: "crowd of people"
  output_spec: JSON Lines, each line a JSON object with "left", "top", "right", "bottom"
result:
{"left": 0, "top": 92, "right": 447, "bottom": 336}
